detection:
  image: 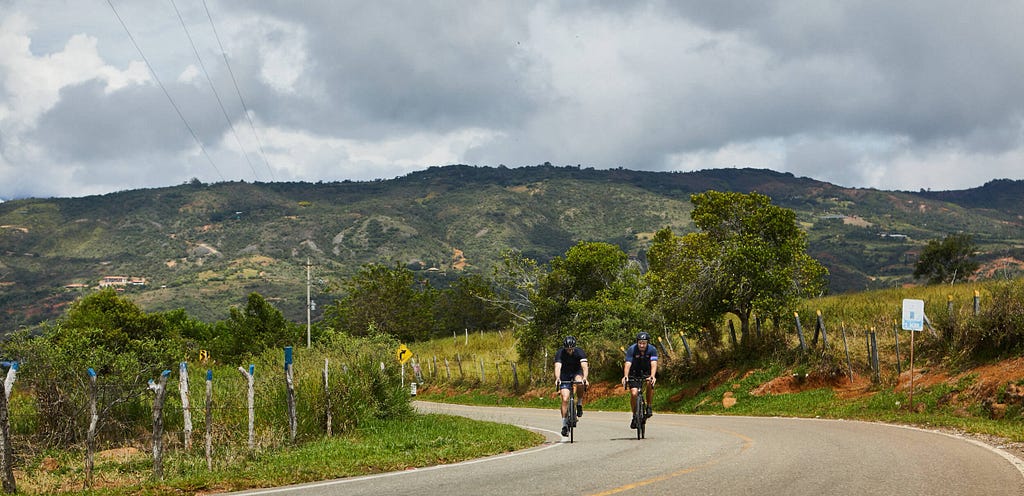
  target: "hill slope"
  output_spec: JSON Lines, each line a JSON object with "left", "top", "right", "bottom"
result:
{"left": 3, "top": 165, "right": 1024, "bottom": 329}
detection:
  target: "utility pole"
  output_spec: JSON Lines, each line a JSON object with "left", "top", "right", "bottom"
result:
{"left": 306, "top": 257, "right": 311, "bottom": 348}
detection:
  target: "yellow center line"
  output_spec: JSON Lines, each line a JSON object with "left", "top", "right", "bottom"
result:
{"left": 587, "top": 428, "right": 754, "bottom": 496}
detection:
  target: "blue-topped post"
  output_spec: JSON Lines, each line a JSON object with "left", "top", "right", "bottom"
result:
{"left": 284, "top": 347, "right": 296, "bottom": 442}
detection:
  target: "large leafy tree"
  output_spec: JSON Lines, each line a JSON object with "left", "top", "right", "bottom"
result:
{"left": 647, "top": 191, "right": 828, "bottom": 346}
{"left": 212, "top": 292, "right": 302, "bottom": 362}
{"left": 913, "top": 233, "right": 979, "bottom": 284}
{"left": 521, "top": 241, "right": 648, "bottom": 359}
{"left": 322, "top": 263, "right": 435, "bottom": 342}
{"left": 434, "top": 274, "right": 512, "bottom": 337}
{"left": 3, "top": 289, "right": 188, "bottom": 445}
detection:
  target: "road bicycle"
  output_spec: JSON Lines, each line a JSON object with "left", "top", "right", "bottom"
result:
{"left": 628, "top": 375, "right": 651, "bottom": 440}
{"left": 559, "top": 380, "right": 585, "bottom": 443}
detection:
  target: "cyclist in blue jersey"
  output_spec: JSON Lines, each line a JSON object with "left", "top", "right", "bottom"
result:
{"left": 621, "top": 331, "right": 658, "bottom": 429}
{"left": 554, "top": 336, "right": 589, "bottom": 437}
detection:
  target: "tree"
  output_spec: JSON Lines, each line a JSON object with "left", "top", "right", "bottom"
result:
{"left": 483, "top": 249, "right": 544, "bottom": 325}
{"left": 322, "top": 263, "right": 435, "bottom": 342}
{"left": 4, "top": 289, "right": 186, "bottom": 446}
{"left": 434, "top": 274, "right": 512, "bottom": 337}
{"left": 520, "top": 241, "right": 648, "bottom": 359}
{"left": 646, "top": 191, "right": 828, "bottom": 346}
{"left": 913, "top": 233, "right": 979, "bottom": 284}
{"left": 212, "top": 292, "right": 302, "bottom": 362}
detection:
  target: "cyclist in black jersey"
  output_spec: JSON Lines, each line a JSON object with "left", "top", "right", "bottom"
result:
{"left": 622, "top": 331, "right": 658, "bottom": 428}
{"left": 554, "top": 336, "right": 589, "bottom": 437}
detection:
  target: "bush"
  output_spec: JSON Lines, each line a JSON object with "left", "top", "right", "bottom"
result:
{"left": 933, "top": 279, "right": 1024, "bottom": 364}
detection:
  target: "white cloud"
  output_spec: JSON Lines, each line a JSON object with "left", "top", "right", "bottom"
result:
{"left": 252, "top": 17, "right": 308, "bottom": 95}
{"left": 2, "top": 1, "right": 1024, "bottom": 199}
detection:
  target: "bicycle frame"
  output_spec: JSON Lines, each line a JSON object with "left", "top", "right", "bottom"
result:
{"left": 628, "top": 376, "right": 650, "bottom": 439}
{"left": 560, "top": 380, "right": 584, "bottom": 443}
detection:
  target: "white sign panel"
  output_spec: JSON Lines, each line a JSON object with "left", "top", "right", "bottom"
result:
{"left": 902, "top": 299, "right": 925, "bottom": 331}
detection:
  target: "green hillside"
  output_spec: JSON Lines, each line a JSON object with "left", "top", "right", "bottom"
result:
{"left": 3, "top": 164, "right": 1024, "bottom": 330}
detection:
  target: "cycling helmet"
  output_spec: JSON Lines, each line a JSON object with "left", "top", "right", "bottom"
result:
{"left": 563, "top": 336, "right": 577, "bottom": 348}
{"left": 636, "top": 332, "right": 651, "bottom": 342}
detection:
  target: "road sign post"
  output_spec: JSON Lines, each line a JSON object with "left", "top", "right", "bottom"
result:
{"left": 396, "top": 344, "right": 413, "bottom": 389}
{"left": 902, "top": 299, "right": 925, "bottom": 410}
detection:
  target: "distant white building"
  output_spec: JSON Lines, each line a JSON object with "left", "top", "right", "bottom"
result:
{"left": 99, "top": 276, "right": 147, "bottom": 287}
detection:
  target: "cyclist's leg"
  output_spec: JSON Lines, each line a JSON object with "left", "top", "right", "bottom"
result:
{"left": 573, "top": 374, "right": 585, "bottom": 415}
{"left": 645, "top": 382, "right": 654, "bottom": 417}
{"left": 559, "top": 385, "right": 571, "bottom": 419}
{"left": 559, "top": 383, "right": 571, "bottom": 436}
{"left": 629, "top": 384, "right": 641, "bottom": 428}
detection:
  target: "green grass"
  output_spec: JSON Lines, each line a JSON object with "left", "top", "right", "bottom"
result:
{"left": 18, "top": 414, "right": 541, "bottom": 495}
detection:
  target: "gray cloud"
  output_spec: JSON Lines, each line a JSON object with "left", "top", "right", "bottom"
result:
{"left": 2, "top": 1, "right": 1023, "bottom": 199}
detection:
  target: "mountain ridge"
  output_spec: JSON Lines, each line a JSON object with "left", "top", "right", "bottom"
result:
{"left": 2, "top": 164, "right": 1023, "bottom": 330}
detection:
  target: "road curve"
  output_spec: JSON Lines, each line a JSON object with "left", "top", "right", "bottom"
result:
{"left": 230, "top": 402, "right": 1024, "bottom": 496}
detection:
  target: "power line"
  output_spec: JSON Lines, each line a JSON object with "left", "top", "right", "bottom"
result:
{"left": 202, "top": 0, "right": 276, "bottom": 181}
{"left": 169, "top": 0, "right": 261, "bottom": 182}
{"left": 106, "top": 0, "right": 225, "bottom": 182}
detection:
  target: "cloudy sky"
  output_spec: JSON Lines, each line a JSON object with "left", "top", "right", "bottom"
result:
{"left": 2, "top": 1, "right": 1022, "bottom": 200}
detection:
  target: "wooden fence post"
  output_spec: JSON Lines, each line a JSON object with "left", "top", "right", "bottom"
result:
{"left": 511, "top": 362, "right": 520, "bottom": 392}
{"left": 892, "top": 320, "right": 902, "bottom": 375}
{"left": 813, "top": 310, "right": 828, "bottom": 350}
{"left": 794, "top": 312, "right": 807, "bottom": 352}
{"left": 179, "top": 362, "right": 193, "bottom": 450}
{"left": 0, "top": 378, "right": 14, "bottom": 494}
{"left": 284, "top": 347, "right": 296, "bottom": 443}
{"left": 974, "top": 290, "right": 980, "bottom": 316}
{"left": 85, "top": 367, "right": 97, "bottom": 489}
{"left": 678, "top": 331, "right": 693, "bottom": 361}
{"left": 869, "top": 329, "right": 880, "bottom": 383}
{"left": 205, "top": 370, "right": 213, "bottom": 470}
{"left": 323, "top": 358, "right": 332, "bottom": 436}
{"left": 728, "top": 320, "right": 738, "bottom": 347}
{"left": 148, "top": 369, "right": 171, "bottom": 480}
{"left": 2, "top": 364, "right": 15, "bottom": 401}
{"left": 413, "top": 359, "right": 424, "bottom": 383}
{"left": 237, "top": 365, "right": 256, "bottom": 451}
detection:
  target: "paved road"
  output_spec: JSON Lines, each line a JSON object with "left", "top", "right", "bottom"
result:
{"left": 232, "top": 402, "right": 1024, "bottom": 496}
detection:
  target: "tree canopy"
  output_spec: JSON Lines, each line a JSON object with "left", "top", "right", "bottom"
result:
{"left": 646, "top": 191, "right": 828, "bottom": 346}
{"left": 913, "top": 233, "right": 979, "bottom": 284}
{"left": 321, "top": 263, "right": 434, "bottom": 343}
{"left": 519, "top": 241, "right": 650, "bottom": 359}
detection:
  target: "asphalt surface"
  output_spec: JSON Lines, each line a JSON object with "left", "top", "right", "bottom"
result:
{"left": 229, "top": 402, "right": 1024, "bottom": 496}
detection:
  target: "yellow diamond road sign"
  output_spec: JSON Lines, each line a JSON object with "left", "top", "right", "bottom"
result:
{"left": 396, "top": 344, "right": 412, "bottom": 364}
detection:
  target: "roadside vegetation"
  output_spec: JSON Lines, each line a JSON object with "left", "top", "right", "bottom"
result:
{"left": 1, "top": 191, "right": 1022, "bottom": 494}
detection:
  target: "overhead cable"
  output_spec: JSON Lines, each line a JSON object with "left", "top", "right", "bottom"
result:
{"left": 169, "top": 0, "right": 261, "bottom": 182}
{"left": 106, "top": 0, "right": 225, "bottom": 182}
{"left": 202, "top": 0, "right": 276, "bottom": 181}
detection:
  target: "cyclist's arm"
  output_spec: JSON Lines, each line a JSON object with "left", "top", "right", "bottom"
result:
{"left": 622, "top": 360, "right": 632, "bottom": 385}
{"left": 649, "top": 359, "right": 657, "bottom": 385}
{"left": 581, "top": 359, "right": 589, "bottom": 384}
{"left": 554, "top": 361, "right": 562, "bottom": 385}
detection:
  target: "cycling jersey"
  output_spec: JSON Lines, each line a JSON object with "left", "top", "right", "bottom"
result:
{"left": 554, "top": 347, "right": 588, "bottom": 381}
{"left": 624, "top": 343, "right": 658, "bottom": 377}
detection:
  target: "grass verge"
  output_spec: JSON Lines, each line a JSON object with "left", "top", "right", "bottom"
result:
{"left": 17, "top": 414, "right": 542, "bottom": 495}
